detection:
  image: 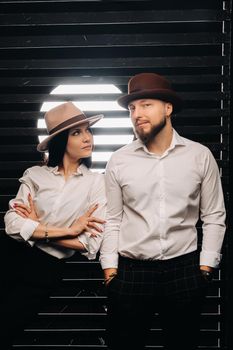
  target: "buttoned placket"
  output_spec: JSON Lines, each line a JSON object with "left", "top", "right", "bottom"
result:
{"left": 49, "top": 175, "right": 66, "bottom": 220}
{"left": 49, "top": 171, "right": 82, "bottom": 222}
{"left": 157, "top": 147, "right": 176, "bottom": 257}
{"left": 149, "top": 153, "right": 166, "bottom": 258}
{"left": 149, "top": 148, "right": 173, "bottom": 259}
{"left": 158, "top": 158, "right": 166, "bottom": 256}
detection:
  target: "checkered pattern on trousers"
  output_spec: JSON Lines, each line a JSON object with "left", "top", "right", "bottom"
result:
{"left": 108, "top": 250, "right": 209, "bottom": 299}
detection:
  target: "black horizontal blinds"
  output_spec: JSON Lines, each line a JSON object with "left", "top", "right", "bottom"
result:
{"left": 0, "top": 0, "right": 231, "bottom": 349}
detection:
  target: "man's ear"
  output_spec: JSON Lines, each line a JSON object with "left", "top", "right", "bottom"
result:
{"left": 166, "top": 102, "right": 173, "bottom": 116}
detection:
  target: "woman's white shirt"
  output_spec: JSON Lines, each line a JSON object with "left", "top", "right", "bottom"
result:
{"left": 4, "top": 164, "right": 106, "bottom": 260}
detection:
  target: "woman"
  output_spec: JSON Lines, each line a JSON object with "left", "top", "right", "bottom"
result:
{"left": 2, "top": 101, "right": 106, "bottom": 348}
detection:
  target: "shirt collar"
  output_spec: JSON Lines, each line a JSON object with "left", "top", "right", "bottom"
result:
{"left": 169, "top": 129, "right": 185, "bottom": 149}
{"left": 133, "top": 128, "right": 185, "bottom": 154}
{"left": 47, "top": 163, "right": 88, "bottom": 176}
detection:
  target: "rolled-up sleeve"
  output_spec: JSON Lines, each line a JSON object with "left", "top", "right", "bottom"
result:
{"left": 4, "top": 171, "right": 39, "bottom": 244}
{"left": 79, "top": 174, "right": 107, "bottom": 260}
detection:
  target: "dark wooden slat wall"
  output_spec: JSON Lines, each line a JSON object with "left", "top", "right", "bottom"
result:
{"left": 0, "top": 0, "right": 231, "bottom": 349}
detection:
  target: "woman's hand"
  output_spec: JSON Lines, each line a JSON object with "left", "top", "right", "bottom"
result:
{"left": 14, "top": 199, "right": 105, "bottom": 239}
{"left": 69, "top": 204, "right": 106, "bottom": 237}
{"left": 13, "top": 193, "right": 39, "bottom": 221}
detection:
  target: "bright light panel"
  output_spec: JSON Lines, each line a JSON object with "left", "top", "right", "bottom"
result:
{"left": 92, "top": 152, "right": 112, "bottom": 162}
{"left": 37, "top": 118, "right": 132, "bottom": 129}
{"left": 91, "top": 168, "right": 105, "bottom": 174}
{"left": 93, "top": 135, "right": 133, "bottom": 144}
{"left": 51, "top": 84, "right": 121, "bottom": 94}
{"left": 38, "top": 134, "right": 133, "bottom": 145}
{"left": 41, "top": 101, "right": 124, "bottom": 111}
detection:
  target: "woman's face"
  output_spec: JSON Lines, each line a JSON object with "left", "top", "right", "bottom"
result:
{"left": 65, "top": 123, "right": 93, "bottom": 161}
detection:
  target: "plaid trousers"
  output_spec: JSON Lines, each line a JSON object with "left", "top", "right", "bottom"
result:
{"left": 106, "top": 250, "right": 211, "bottom": 350}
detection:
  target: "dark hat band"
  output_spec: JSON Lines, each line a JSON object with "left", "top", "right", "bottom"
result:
{"left": 49, "top": 113, "right": 87, "bottom": 135}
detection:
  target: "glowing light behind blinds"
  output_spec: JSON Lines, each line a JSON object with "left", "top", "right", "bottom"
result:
{"left": 50, "top": 84, "right": 122, "bottom": 94}
{"left": 39, "top": 85, "right": 134, "bottom": 172}
{"left": 41, "top": 101, "right": 124, "bottom": 112}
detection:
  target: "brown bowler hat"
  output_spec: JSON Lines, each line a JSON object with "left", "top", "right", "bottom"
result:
{"left": 117, "top": 73, "right": 183, "bottom": 113}
{"left": 37, "top": 101, "right": 103, "bottom": 152}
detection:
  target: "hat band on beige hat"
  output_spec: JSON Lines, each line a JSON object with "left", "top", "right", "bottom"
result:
{"left": 49, "top": 113, "right": 86, "bottom": 135}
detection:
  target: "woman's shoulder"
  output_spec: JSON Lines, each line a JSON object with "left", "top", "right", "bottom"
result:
{"left": 20, "top": 165, "right": 50, "bottom": 183}
{"left": 22, "top": 165, "right": 48, "bottom": 176}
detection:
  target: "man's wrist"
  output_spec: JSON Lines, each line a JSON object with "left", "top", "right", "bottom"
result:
{"left": 104, "top": 268, "right": 117, "bottom": 278}
{"left": 200, "top": 270, "right": 213, "bottom": 282}
{"left": 104, "top": 272, "right": 117, "bottom": 286}
{"left": 200, "top": 265, "right": 213, "bottom": 273}
{"left": 103, "top": 268, "right": 118, "bottom": 285}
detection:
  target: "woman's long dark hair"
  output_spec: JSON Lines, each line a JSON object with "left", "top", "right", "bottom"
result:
{"left": 42, "top": 128, "right": 92, "bottom": 168}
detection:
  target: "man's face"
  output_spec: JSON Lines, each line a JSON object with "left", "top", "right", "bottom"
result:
{"left": 128, "top": 98, "right": 172, "bottom": 144}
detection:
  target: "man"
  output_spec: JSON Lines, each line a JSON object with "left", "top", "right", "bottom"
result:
{"left": 99, "top": 72, "right": 226, "bottom": 350}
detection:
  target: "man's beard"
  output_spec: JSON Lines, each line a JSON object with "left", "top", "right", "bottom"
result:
{"left": 136, "top": 117, "right": 167, "bottom": 145}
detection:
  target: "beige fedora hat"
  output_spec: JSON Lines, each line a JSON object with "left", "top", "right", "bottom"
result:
{"left": 37, "top": 101, "right": 104, "bottom": 152}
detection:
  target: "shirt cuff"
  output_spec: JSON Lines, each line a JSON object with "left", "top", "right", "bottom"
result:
{"left": 77, "top": 234, "right": 88, "bottom": 252}
{"left": 99, "top": 253, "right": 119, "bottom": 270}
{"left": 78, "top": 233, "right": 103, "bottom": 260}
{"left": 78, "top": 234, "right": 96, "bottom": 260}
{"left": 200, "top": 249, "right": 222, "bottom": 268}
{"left": 20, "top": 219, "right": 40, "bottom": 246}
